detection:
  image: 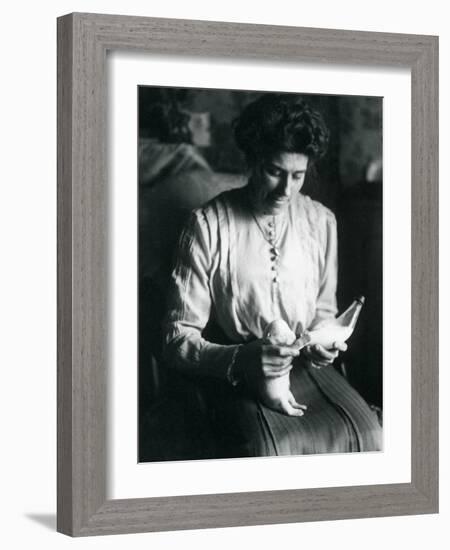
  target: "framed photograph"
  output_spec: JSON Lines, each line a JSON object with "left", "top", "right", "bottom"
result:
{"left": 57, "top": 12, "right": 438, "bottom": 536}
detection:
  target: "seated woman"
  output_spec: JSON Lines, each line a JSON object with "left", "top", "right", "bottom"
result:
{"left": 162, "top": 93, "right": 382, "bottom": 458}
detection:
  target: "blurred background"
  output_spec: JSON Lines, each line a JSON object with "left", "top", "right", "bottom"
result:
{"left": 138, "top": 86, "right": 383, "bottom": 461}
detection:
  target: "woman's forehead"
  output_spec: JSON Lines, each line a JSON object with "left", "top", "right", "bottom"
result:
{"left": 268, "top": 152, "right": 309, "bottom": 171}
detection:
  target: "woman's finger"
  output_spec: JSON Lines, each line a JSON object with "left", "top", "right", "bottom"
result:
{"left": 304, "top": 357, "right": 331, "bottom": 369}
{"left": 303, "top": 350, "right": 332, "bottom": 365}
{"left": 308, "top": 344, "right": 338, "bottom": 361}
{"left": 265, "top": 345, "right": 300, "bottom": 358}
{"left": 314, "top": 344, "right": 338, "bottom": 359}
{"left": 262, "top": 354, "right": 294, "bottom": 367}
{"left": 311, "top": 360, "right": 330, "bottom": 369}
{"left": 264, "top": 364, "right": 293, "bottom": 377}
{"left": 332, "top": 341, "right": 348, "bottom": 352}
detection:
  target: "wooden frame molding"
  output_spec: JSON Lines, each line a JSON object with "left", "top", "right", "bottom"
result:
{"left": 57, "top": 12, "right": 438, "bottom": 536}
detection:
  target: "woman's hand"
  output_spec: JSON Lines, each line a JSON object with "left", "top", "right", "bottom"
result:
{"left": 302, "top": 342, "right": 347, "bottom": 369}
{"left": 235, "top": 339, "right": 299, "bottom": 383}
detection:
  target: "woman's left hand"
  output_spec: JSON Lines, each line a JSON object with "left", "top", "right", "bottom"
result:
{"left": 302, "top": 341, "right": 347, "bottom": 369}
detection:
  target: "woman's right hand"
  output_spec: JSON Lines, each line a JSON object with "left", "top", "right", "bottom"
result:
{"left": 234, "top": 339, "right": 300, "bottom": 385}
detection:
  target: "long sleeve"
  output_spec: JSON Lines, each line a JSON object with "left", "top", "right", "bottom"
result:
{"left": 162, "top": 210, "right": 241, "bottom": 380}
{"left": 309, "top": 209, "right": 338, "bottom": 329}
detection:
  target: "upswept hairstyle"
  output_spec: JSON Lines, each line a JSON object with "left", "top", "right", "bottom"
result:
{"left": 233, "top": 93, "right": 329, "bottom": 164}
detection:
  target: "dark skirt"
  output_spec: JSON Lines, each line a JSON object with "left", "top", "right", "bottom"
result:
{"left": 203, "top": 361, "right": 382, "bottom": 458}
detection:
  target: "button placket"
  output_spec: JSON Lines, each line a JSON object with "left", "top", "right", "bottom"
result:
{"left": 251, "top": 211, "right": 283, "bottom": 287}
{"left": 269, "top": 217, "right": 279, "bottom": 285}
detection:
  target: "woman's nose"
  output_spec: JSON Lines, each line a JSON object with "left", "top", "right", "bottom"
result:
{"left": 279, "top": 174, "right": 293, "bottom": 196}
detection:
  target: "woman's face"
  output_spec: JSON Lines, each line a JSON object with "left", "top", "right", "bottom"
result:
{"left": 248, "top": 152, "right": 309, "bottom": 215}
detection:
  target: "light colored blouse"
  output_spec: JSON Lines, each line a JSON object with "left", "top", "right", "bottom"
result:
{"left": 163, "top": 188, "right": 338, "bottom": 380}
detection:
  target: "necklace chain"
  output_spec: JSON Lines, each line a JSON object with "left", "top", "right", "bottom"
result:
{"left": 251, "top": 211, "right": 282, "bottom": 250}
{"left": 252, "top": 213, "right": 271, "bottom": 242}
{"left": 247, "top": 191, "right": 285, "bottom": 295}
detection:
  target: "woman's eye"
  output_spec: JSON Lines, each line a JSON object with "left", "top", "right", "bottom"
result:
{"left": 266, "top": 166, "right": 282, "bottom": 177}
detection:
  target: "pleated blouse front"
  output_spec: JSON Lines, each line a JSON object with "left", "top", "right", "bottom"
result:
{"left": 163, "top": 188, "right": 338, "bottom": 379}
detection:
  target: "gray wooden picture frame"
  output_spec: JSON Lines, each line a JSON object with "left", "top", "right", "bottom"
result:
{"left": 57, "top": 12, "right": 439, "bottom": 537}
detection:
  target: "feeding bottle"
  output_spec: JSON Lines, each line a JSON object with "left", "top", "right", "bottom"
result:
{"left": 258, "top": 297, "right": 364, "bottom": 416}
{"left": 295, "top": 296, "right": 365, "bottom": 350}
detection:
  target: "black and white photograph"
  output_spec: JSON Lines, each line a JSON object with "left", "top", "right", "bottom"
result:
{"left": 0, "top": 0, "right": 444, "bottom": 543}
{"left": 138, "top": 86, "right": 383, "bottom": 462}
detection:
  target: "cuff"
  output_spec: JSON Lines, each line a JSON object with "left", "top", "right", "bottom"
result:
{"left": 199, "top": 342, "right": 243, "bottom": 383}
{"left": 226, "top": 345, "right": 244, "bottom": 387}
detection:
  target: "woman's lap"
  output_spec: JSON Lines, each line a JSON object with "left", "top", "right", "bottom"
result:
{"left": 204, "top": 363, "right": 382, "bottom": 458}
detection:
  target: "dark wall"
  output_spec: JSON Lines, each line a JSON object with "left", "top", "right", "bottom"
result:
{"left": 139, "top": 86, "right": 382, "bottom": 205}
{"left": 338, "top": 96, "right": 383, "bottom": 187}
{"left": 337, "top": 183, "right": 383, "bottom": 406}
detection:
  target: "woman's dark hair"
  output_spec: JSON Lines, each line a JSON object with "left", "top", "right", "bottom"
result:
{"left": 233, "top": 93, "right": 329, "bottom": 164}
